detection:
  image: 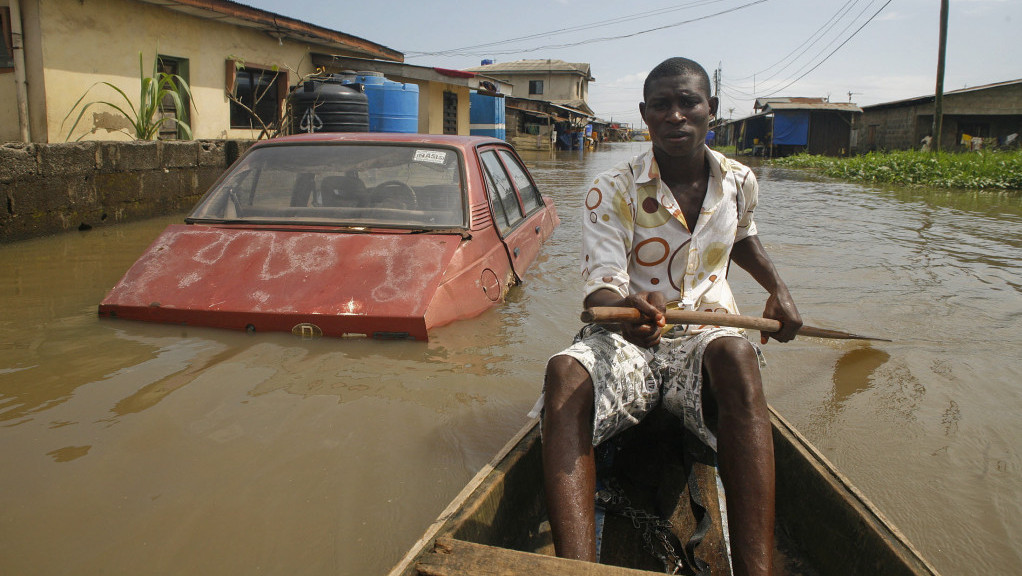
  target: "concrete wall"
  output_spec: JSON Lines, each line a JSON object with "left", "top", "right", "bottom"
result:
{"left": 0, "top": 139, "right": 254, "bottom": 242}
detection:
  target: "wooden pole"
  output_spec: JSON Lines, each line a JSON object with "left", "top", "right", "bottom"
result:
{"left": 931, "top": 0, "right": 949, "bottom": 152}
{"left": 580, "top": 307, "right": 891, "bottom": 342}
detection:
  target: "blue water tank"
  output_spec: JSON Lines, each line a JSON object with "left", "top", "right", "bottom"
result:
{"left": 352, "top": 73, "right": 419, "bottom": 133}
{"left": 470, "top": 91, "right": 505, "bottom": 140}
{"left": 481, "top": 59, "right": 495, "bottom": 66}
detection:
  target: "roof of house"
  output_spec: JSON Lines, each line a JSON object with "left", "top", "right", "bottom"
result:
{"left": 765, "top": 101, "right": 863, "bottom": 113}
{"left": 463, "top": 59, "right": 595, "bottom": 81}
{"left": 310, "top": 55, "right": 511, "bottom": 92}
{"left": 135, "top": 0, "right": 402, "bottom": 61}
{"left": 861, "top": 78, "right": 1022, "bottom": 111}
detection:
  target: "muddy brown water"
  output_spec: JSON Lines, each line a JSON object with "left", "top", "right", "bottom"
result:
{"left": 1, "top": 142, "right": 1020, "bottom": 575}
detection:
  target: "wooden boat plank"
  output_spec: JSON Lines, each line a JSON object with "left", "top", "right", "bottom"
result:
{"left": 417, "top": 537, "right": 655, "bottom": 576}
{"left": 771, "top": 409, "right": 941, "bottom": 576}
{"left": 391, "top": 407, "right": 943, "bottom": 576}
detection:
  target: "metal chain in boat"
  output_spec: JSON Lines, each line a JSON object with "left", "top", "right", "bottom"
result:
{"left": 596, "top": 479, "right": 683, "bottom": 574}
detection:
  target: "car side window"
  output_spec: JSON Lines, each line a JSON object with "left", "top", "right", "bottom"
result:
{"left": 480, "top": 150, "right": 524, "bottom": 232}
{"left": 498, "top": 150, "right": 543, "bottom": 214}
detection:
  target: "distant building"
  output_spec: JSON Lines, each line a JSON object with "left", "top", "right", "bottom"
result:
{"left": 1, "top": 0, "right": 407, "bottom": 142}
{"left": 310, "top": 55, "right": 510, "bottom": 137}
{"left": 853, "top": 79, "right": 1022, "bottom": 152}
{"left": 718, "top": 98, "right": 861, "bottom": 157}
{"left": 463, "top": 59, "right": 595, "bottom": 113}
{"left": 463, "top": 59, "right": 595, "bottom": 151}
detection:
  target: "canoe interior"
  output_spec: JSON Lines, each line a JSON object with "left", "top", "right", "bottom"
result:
{"left": 392, "top": 406, "right": 941, "bottom": 576}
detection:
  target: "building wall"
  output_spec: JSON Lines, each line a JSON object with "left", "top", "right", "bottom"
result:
{"left": 856, "top": 82, "right": 1022, "bottom": 151}
{"left": 488, "top": 72, "right": 586, "bottom": 102}
{"left": 21, "top": 0, "right": 334, "bottom": 142}
{"left": 391, "top": 77, "right": 470, "bottom": 135}
{"left": 415, "top": 82, "right": 470, "bottom": 135}
{"left": 0, "top": 70, "right": 16, "bottom": 141}
{"left": 857, "top": 106, "right": 920, "bottom": 151}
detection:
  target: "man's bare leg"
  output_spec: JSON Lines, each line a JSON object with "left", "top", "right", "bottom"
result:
{"left": 704, "top": 336, "right": 776, "bottom": 576}
{"left": 541, "top": 354, "right": 597, "bottom": 561}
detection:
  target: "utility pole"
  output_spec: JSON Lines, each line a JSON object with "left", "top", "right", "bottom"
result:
{"left": 932, "top": 0, "right": 949, "bottom": 152}
{"left": 713, "top": 64, "right": 722, "bottom": 101}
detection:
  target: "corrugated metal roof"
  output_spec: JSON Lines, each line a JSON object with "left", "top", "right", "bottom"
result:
{"left": 463, "top": 59, "right": 594, "bottom": 80}
{"left": 861, "top": 78, "right": 1022, "bottom": 110}
{"left": 766, "top": 102, "right": 862, "bottom": 113}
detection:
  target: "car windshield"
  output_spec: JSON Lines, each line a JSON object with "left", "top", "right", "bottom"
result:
{"left": 188, "top": 143, "right": 466, "bottom": 229}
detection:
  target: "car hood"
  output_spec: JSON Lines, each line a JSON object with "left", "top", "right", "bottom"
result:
{"left": 99, "top": 224, "right": 462, "bottom": 340}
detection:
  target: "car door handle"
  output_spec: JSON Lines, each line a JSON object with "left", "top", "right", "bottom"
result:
{"left": 535, "top": 225, "right": 542, "bottom": 234}
{"left": 513, "top": 247, "right": 520, "bottom": 257}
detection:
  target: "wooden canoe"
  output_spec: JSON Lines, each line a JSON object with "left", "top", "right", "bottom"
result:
{"left": 388, "top": 406, "right": 943, "bottom": 576}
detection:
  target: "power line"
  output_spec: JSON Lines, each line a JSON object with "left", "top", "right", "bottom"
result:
{"left": 405, "top": 0, "right": 770, "bottom": 59}
{"left": 405, "top": 0, "right": 737, "bottom": 58}
{"left": 728, "top": 0, "right": 859, "bottom": 82}
{"left": 756, "top": 0, "right": 893, "bottom": 97}
{"left": 720, "top": 0, "right": 891, "bottom": 99}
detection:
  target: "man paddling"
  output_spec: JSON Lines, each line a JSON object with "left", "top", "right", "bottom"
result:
{"left": 538, "top": 57, "right": 802, "bottom": 576}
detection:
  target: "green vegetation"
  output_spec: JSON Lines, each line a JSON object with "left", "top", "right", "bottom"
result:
{"left": 711, "top": 144, "right": 737, "bottom": 156}
{"left": 771, "top": 150, "right": 1022, "bottom": 191}
{"left": 62, "top": 52, "right": 193, "bottom": 141}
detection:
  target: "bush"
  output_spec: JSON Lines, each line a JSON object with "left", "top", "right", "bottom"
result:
{"left": 771, "top": 150, "right": 1022, "bottom": 190}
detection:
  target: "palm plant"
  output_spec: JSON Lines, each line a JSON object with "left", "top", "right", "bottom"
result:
{"left": 62, "top": 52, "right": 194, "bottom": 141}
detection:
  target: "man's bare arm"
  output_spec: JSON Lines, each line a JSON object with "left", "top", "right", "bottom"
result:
{"left": 730, "top": 236, "right": 802, "bottom": 343}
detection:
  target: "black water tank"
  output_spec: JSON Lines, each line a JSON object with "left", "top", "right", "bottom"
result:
{"left": 289, "top": 75, "right": 369, "bottom": 133}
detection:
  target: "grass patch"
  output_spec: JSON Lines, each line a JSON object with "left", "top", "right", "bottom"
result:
{"left": 770, "top": 149, "right": 1022, "bottom": 190}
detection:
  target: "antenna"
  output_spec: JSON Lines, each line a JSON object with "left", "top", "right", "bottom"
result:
{"left": 847, "top": 91, "right": 862, "bottom": 102}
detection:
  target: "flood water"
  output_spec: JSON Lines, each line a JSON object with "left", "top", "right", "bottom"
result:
{"left": 1, "top": 142, "right": 1020, "bottom": 575}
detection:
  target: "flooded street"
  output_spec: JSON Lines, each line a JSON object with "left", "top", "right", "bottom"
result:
{"left": 1, "top": 141, "right": 1020, "bottom": 575}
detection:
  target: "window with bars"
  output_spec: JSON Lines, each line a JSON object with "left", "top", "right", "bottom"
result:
{"left": 443, "top": 91, "right": 458, "bottom": 135}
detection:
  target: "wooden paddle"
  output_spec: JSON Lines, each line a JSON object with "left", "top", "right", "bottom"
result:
{"left": 580, "top": 307, "right": 891, "bottom": 342}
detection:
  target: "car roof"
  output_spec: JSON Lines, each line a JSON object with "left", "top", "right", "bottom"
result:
{"left": 254, "top": 133, "right": 508, "bottom": 151}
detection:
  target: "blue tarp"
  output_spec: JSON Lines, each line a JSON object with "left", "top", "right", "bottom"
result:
{"left": 773, "top": 111, "right": 809, "bottom": 145}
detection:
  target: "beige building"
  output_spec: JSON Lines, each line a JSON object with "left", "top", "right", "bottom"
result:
{"left": 463, "top": 59, "right": 595, "bottom": 116}
{"left": 0, "top": 0, "right": 489, "bottom": 143}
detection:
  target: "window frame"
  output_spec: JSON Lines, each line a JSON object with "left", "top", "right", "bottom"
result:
{"left": 496, "top": 149, "right": 543, "bottom": 215}
{"left": 157, "top": 55, "right": 190, "bottom": 140}
{"left": 0, "top": 7, "right": 14, "bottom": 73}
{"left": 528, "top": 80, "right": 543, "bottom": 96}
{"left": 479, "top": 149, "right": 525, "bottom": 235}
{"left": 225, "top": 59, "right": 289, "bottom": 131}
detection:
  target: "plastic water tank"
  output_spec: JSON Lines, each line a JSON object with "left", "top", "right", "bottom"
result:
{"left": 289, "top": 75, "right": 369, "bottom": 133}
{"left": 353, "top": 73, "right": 419, "bottom": 133}
{"left": 470, "top": 91, "right": 505, "bottom": 140}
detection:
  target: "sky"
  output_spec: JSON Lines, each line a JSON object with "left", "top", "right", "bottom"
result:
{"left": 243, "top": 0, "right": 1020, "bottom": 128}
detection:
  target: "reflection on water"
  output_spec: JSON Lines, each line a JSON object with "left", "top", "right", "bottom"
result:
{"left": 1, "top": 143, "right": 1020, "bottom": 575}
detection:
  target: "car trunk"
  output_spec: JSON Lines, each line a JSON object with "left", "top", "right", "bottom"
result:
{"left": 98, "top": 224, "right": 462, "bottom": 340}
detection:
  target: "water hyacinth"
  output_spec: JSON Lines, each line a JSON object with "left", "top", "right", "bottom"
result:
{"left": 771, "top": 150, "right": 1022, "bottom": 191}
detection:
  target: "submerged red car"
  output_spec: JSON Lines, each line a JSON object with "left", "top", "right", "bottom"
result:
{"left": 98, "top": 133, "right": 559, "bottom": 340}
